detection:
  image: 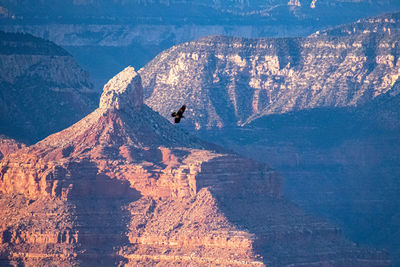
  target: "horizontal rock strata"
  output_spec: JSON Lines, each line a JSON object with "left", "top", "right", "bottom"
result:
{"left": 140, "top": 12, "right": 400, "bottom": 130}
{"left": 0, "top": 67, "right": 390, "bottom": 266}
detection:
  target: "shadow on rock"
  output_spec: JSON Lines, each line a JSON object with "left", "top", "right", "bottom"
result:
{"left": 66, "top": 161, "right": 141, "bottom": 266}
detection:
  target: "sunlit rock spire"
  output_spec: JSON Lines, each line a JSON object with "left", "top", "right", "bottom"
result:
{"left": 99, "top": 66, "right": 143, "bottom": 111}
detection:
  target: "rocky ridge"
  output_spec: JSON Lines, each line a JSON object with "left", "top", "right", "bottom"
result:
{"left": 140, "top": 12, "right": 400, "bottom": 130}
{"left": 1, "top": 1, "right": 399, "bottom": 89}
{"left": 0, "top": 67, "right": 389, "bottom": 266}
{"left": 138, "top": 11, "right": 400, "bottom": 264}
{"left": 0, "top": 31, "right": 98, "bottom": 143}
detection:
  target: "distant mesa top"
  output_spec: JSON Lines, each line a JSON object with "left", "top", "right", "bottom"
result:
{"left": 171, "top": 105, "right": 186, "bottom": 123}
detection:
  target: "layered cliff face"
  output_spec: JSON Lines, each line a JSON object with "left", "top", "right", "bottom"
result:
{"left": 0, "top": 23, "right": 316, "bottom": 89}
{"left": 1, "top": 1, "right": 399, "bottom": 89}
{"left": 140, "top": 12, "right": 400, "bottom": 130}
{"left": 198, "top": 93, "right": 400, "bottom": 245}
{"left": 139, "top": 11, "right": 400, "bottom": 264}
{"left": 1, "top": 0, "right": 398, "bottom": 24}
{"left": 0, "top": 31, "right": 98, "bottom": 143}
{"left": 0, "top": 67, "right": 388, "bottom": 266}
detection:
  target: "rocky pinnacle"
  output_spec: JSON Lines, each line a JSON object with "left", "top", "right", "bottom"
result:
{"left": 99, "top": 66, "right": 143, "bottom": 111}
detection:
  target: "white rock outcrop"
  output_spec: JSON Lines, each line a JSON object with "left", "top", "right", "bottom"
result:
{"left": 99, "top": 66, "right": 143, "bottom": 111}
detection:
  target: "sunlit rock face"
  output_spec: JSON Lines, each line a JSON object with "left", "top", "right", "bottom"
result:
{"left": 0, "top": 136, "right": 25, "bottom": 160}
{"left": 140, "top": 12, "right": 400, "bottom": 130}
{"left": 138, "top": 11, "right": 400, "bottom": 265}
{"left": 1, "top": 0, "right": 399, "bottom": 90}
{"left": 0, "top": 67, "right": 389, "bottom": 266}
{"left": 0, "top": 31, "right": 98, "bottom": 144}
{"left": 99, "top": 66, "right": 143, "bottom": 111}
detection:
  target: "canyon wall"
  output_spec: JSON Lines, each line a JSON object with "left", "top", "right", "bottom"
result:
{"left": 0, "top": 67, "right": 388, "bottom": 266}
{"left": 140, "top": 12, "right": 400, "bottom": 130}
{"left": 192, "top": 63, "right": 400, "bottom": 265}
{"left": 1, "top": 0, "right": 399, "bottom": 88}
{"left": 0, "top": 31, "right": 98, "bottom": 143}
{"left": 139, "top": 12, "right": 400, "bottom": 264}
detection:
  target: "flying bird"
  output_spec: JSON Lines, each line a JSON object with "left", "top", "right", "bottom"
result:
{"left": 171, "top": 105, "right": 186, "bottom": 123}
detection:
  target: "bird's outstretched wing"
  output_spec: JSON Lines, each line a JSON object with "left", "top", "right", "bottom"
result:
{"left": 177, "top": 105, "right": 186, "bottom": 116}
{"left": 171, "top": 105, "right": 186, "bottom": 123}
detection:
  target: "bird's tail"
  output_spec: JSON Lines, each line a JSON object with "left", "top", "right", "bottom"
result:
{"left": 171, "top": 112, "right": 177, "bottom": 117}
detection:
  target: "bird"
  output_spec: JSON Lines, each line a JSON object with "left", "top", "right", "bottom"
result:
{"left": 171, "top": 105, "right": 186, "bottom": 123}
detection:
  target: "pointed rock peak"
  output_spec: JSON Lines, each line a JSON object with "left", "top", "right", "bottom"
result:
{"left": 99, "top": 66, "right": 143, "bottom": 111}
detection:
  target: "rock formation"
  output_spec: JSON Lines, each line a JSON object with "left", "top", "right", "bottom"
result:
{"left": 1, "top": 0, "right": 399, "bottom": 88}
{"left": 215, "top": 92, "right": 400, "bottom": 265}
{"left": 138, "top": 11, "right": 400, "bottom": 264}
{"left": 0, "top": 136, "right": 25, "bottom": 160}
{"left": 0, "top": 67, "right": 389, "bottom": 266}
{"left": 99, "top": 66, "right": 143, "bottom": 111}
{"left": 140, "top": 12, "right": 400, "bottom": 130}
{"left": 0, "top": 31, "right": 98, "bottom": 144}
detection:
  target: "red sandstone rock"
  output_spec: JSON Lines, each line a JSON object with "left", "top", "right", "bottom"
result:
{"left": 0, "top": 136, "right": 25, "bottom": 160}
{"left": 0, "top": 67, "right": 390, "bottom": 266}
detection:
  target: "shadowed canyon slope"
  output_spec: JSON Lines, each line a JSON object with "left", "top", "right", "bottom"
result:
{"left": 0, "top": 31, "right": 98, "bottom": 144}
{"left": 197, "top": 93, "right": 400, "bottom": 263}
{"left": 140, "top": 12, "right": 400, "bottom": 130}
{"left": 140, "top": 11, "right": 400, "bottom": 264}
{"left": 0, "top": 67, "right": 389, "bottom": 266}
